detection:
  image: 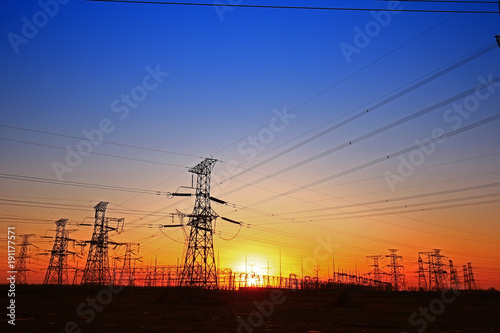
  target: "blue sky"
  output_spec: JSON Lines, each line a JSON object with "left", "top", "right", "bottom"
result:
{"left": 1, "top": 0, "right": 500, "bottom": 287}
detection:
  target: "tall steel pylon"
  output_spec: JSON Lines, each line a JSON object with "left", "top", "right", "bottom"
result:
{"left": 466, "top": 262, "right": 477, "bottom": 290}
{"left": 386, "top": 249, "right": 405, "bottom": 291}
{"left": 117, "top": 242, "right": 140, "bottom": 286}
{"left": 81, "top": 202, "right": 123, "bottom": 285}
{"left": 448, "top": 259, "right": 459, "bottom": 290}
{"left": 367, "top": 255, "right": 384, "bottom": 286}
{"left": 431, "top": 249, "right": 447, "bottom": 290}
{"left": 43, "top": 219, "right": 73, "bottom": 285}
{"left": 180, "top": 158, "right": 219, "bottom": 288}
{"left": 16, "top": 234, "right": 36, "bottom": 284}
{"left": 417, "top": 252, "right": 427, "bottom": 291}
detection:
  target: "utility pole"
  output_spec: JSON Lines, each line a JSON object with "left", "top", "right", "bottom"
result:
{"left": 15, "top": 234, "right": 36, "bottom": 284}
{"left": 43, "top": 219, "right": 74, "bottom": 285}
{"left": 385, "top": 249, "right": 404, "bottom": 291}
{"left": 180, "top": 158, "right": 219, "bottom": 288}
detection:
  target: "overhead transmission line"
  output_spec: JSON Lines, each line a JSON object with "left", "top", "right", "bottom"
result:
{"left": 0, "top": 124, "right": 204, "bottom": 160}
{"left": 0, "top": 137, "right": 190, "bottom": 169}
{"left": 250, "top": 112, "right": 500, "bottom": 207}
{"left": 216, "top": 43, "right": 497, "bottom": 187}
{"left": 220, "top": 74, "right": 500, "bottom": 200}
{"left": 84, "top": 0, "right": 499, "bottom": 13}
{"left": 0, "top": 173, "right": 168, "bottom": 195}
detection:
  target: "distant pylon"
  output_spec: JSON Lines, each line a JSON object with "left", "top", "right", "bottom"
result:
{"left": 462, "top": 264, "right": 470, "bottom": 290}
{"left": 15, "top": 234, "right": 36, "bottom": 284}
{"left": 417, "top": 253, "right": 427, "bottom": 291}
{"left": 43, "top": 219, "right": 72, "bottom": 285}
{"left": 448, "top": 260, "right": 459, "bottom": 290}
{"left": 467, "top": 262, "right": 477, "bottom": 290}
{"left": 431, "top": 249, "right": 447, "bottom": 290}
{"left": 367, "top": 255, "right": 384, "bottom": 286}
{"left": 180, "top": 158, "right": 219, "bottom": 288}
{"left": 385, "top": 249, "right": 405, "bottom": 291}
{"left": 81, "top": 202, "right": 123, "bottom": 285}
{"left": 117, "top": 243, "right": 140, "bottom": 286}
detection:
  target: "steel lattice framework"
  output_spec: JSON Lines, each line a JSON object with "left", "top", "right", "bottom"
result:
{"left": 81, "top": 202, "right": 111, "bottom": 285}
{"left": 386, "top": 249, "right": 405, "bottom": 291}
{"left": 180, "top": 158, "right": 219, "bottom": 288}
{"left": 15, "top": 234, "right": 35, "bottom": 284}
{"left": 43, "top": 219, "right": 71, "bottom": 285}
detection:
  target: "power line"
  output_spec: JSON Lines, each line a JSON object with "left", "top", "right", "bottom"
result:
{"left": 0, "top": 137, "right": 190, "bottom": 169}
{"left": 0, "top": 124, "right": 204, "bottom": 159}
{"left": 0, "top": 173, "right": 168, "bottom": 195}
{"left": 217, "top": 43, "right": 496, "bottom": 186}
{"left": 250, "top": 113, "right": 500, "bottom": 207}
{"left": 220, "top": 74, "right": 500, "bottom": 200}
{"left": 83, "top": 0, "right": 500, "bottom": 13}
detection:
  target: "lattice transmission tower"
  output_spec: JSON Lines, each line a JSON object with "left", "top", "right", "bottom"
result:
{"left": 463, "top": 262, "right": 477, "bottom": 290}
{"left": 180, "top": 158, "right": 219, "bottom": 288}
{"left": 417, "top": 252, "right": 427, "bottom": 291}
{"left": 386, "top": 249, "right": 405, "bottom": 291}
{"left": 431, "top": 249, "right": 447, "bottom": 290}
{"left": 81, "top": 202, "right": 124, "bottom": 285}
{"left": 43, "top": 219, "right": 74, "bottom": 285}
{"left": 448, "top": 259, "right": 460, "bottom": 290}
{"left": 367, "top": 255, "right": 384, "bottom": 287}
{"left": 15, "top": 234, "right": 36, "bottom": 284}
{"left": 117, "top": 242, "right": 140, "bottom": 286}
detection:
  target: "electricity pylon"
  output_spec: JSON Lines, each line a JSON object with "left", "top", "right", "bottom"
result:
{"left": 43, "top": 219, "right": 74, "bottom": 285}
{"left": 81, "top": 202, "right": 124, "bottom": 285}
{"left": 385, "top": 249, "right": 405, "bottom": 291}
{"left": 15, "top": 234, "right": 36, "bottom": 284}
{"left": 431, "top": 249, "right": 447, "bottom": 290}
{"left": 117, "top": 243, "right": 140, "bottom": 286}
{"left": 367, "top": 255, "right": 384, "bottom": 286}
{"left": 180, "top": 158, "right": 219, "bottom": 288}
{"left": 467, "top": 262, "right": 477, "bottom": 290}
{"left": 448, "top": 259, "right": 459, "bottom": 290}
{"left": 417, "top": 252, "right": 427, "bottom": 291}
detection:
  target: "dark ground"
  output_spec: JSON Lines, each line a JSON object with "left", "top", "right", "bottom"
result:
{"left": 1, "top": 285, "right": 499, "bottom": 333}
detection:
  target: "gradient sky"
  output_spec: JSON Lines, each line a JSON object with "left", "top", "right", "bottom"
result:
{"left": 1, "top": 0, "right": 499, "bottom": 289}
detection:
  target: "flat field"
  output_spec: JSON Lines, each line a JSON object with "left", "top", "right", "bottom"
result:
{"left": 1, "top": 285, "right": 499, "bottom": 333}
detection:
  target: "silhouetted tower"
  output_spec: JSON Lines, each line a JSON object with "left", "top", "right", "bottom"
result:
{"left": 467, "top": 262, "right": 477, "bottom": 290}
{"left": 180, "top": 158, "right": 219, "bottom": 288}
{"left": 367, "top": 255, "right": 383, "bottom": 285}
{"left": 43, "top": 219, "right": 73, "bottom": 285}
{"left": 385, "top": 249, "right": 405, "bottom": 291}
{"left": 117, "top": 243, "right": 140, "bottom": 286}
{"left": 431, "top": 249, "right": 447, "bottom": 290}
{"left": 81, "top": 202, "right": 111, "bottom": 285}
{"left": 462, "top": 264, "right": 470, "bottom": 290}
{"left": 417, "top": 252, "right": 427, "bottom": 291}
{"left": 448, "top": 259, "right": 459, "bottom": 290}
{"left": 15, "top": 234, "right": 36, "bottom": 284}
